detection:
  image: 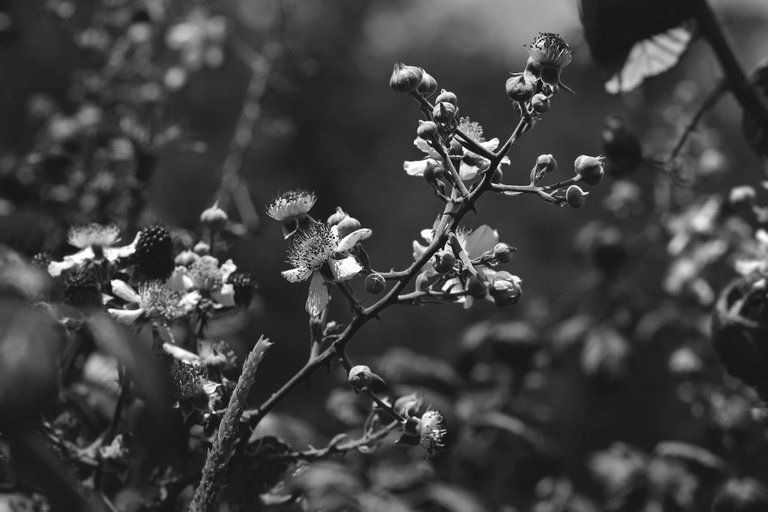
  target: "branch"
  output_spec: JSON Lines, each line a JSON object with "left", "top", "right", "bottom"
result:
{"left": 189, "top": 336, "right": 273, "bottom": 512}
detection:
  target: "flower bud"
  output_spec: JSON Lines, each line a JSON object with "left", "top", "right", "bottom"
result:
{"left": 336, "top": 215, "right": 361, "bottom": 239}
{"left": 200, "top": 202, "right": 228, "bottom": 231}
{"left": 575, "top": 155, "right": 605, "bottom": 186}
{"left": 422, "top": 160, "right": 444, "bottom": 185}
{"left": 390, "top": 62, "right": 423, "bottom": 93}
{"left": 433, "top": 102, "right": 457, "bottom": 123}
{"left": 417, "top": 120, "right": 440, "bottom": 143}
{"left": 530, "top": 154, "right": 557, "bottom": 185}
{"left": 566, "top": 185, "right": 587, "bottom": 208}
{"left": 175, "top": 250, "right": 199, "bottom": 266}
{"left": 348, "top": 365, "right": 384, "bottom": 392}
{"left": 417, "top": 70, "right": 438, "bottom": 96}
{"left": 365, "top": 273, "right": 386, "bottom": 294}
{"left": 193, "top": 241, "right": 210, "bottom": 255}
{"left": 505, "top": 74, "right": 536, "bottom": 102}
{"left": 602, "top": 116, "right": 643, "bottom": 177}
{"left": 327, "top": 206, "right": 348, "bottom": 226}
{"left": 493, "top": 243, "right": 514, "bottom": 263}
{"left": 531, "top": 93, "right": 550, "bottom": 113}
{"left": 435, "top": 89, "right": 457, "bottom": 106}
{"left": 432, "top": 251, "right": 456, "bottom": 273}
{"left": 489, "top": 272, "right": 522, "bottom": 306}
{"left": 466, "top": 276, "right": 487, "bottom": 299}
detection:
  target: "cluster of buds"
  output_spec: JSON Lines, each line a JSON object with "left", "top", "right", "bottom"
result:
{"left": 390, "top": 62, "right": 437, "bottom": 97}
{"left": 413, "top": 224, "right": 521, "bottom": 308}
{"left": 506, "top": 32, "right": 574, "bottom": 116}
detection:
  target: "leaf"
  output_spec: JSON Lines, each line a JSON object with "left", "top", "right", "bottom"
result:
{"left": 653, "top": 441, "right": 729, "bottom": 475}
{"left": 606, "top": 26, "right": 692, "bottom": 94}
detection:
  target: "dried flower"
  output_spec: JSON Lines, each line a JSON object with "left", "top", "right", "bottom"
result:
{"left": 418, "top": 410, "right": 448, "bottom": 458}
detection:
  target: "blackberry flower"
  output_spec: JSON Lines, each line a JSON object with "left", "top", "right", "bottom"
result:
{"left": 266, "top": 189, "right": 317, "bottom": 239}
{"left": 167, "top": 256, "right": 238, "bottom": 308}
{"left": 527, "top": 32, "right": 573, "bottom": 69}
{"left": 281, "top": 222, "right": 371, "bottom": 317}
{"left": 48, "top": 230, "right": 137, "bottom": 277}
{"left": 67, "top": 223, "right": 120, "bottom": 250}
{"left": 108, "top": 279, "right": 185, "bottom": 325}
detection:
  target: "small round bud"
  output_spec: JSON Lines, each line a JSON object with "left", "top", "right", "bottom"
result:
{"left": 433, "top": 251, "right": 456, "bottom": 273}
{"left": 493, "top": 243, "right": 514, "bottom": 263}
{"left": 531, "top": 93, "right": 550, "bottom": 113}
{"left": 435, "top": 89, "right": 457, "bottom": 106}
{"left": 327, "top": 206, "right": 348, "bottom": 226}
{"left": 565, "top": 185, "right": 587, "bottom": 208}
{"left": 193, "top": 241, "right": 211, "bottom": 255}
{"left": 390, "top": 62, "right": 423, "bottom": 93}
{"left": 348, "top": 365, "right": 383, "bottom": 392}
{"left": 200, "top": 202, "right": 228, "bottom": 231}
{"left": 466, "top": 276, "right": 487, "bottom": 299}
{"left": 422, "top": 160, "right": 444, "bottom": 185}
{"left": 174, "top": 250, "right": 199, "bottom": 266}
{"left": 448, "top": 138, "right": 463, "bottom": 157}
{"left": 417, "top": 120, "right": 440, "bottom": 142}
{"left": 417, "top": 70, "right": 438, "bottom": 96}
{"left": 505, "top": 74, "right": 535, "bottom": 102}
{"left": 575, "top": 155, "right": 605, "bottom": 186}
{"left": 489, "top": 272, "right": 522, "bottom": 307}
{"left": 530, "top": 154, "right": 557, "bottom": 185}
{"left": 336, "top": 215, "right": 361, "bottom": 239}
{"left": 433, "top": 102, "right": 457, "bottom": 123}
{"left": 365, "top": 273, "right": 386, "bottom": 294}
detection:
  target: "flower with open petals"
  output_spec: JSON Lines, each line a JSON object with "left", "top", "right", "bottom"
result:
{"left": 526, "top": 32, "right": 573, "bottom": 89}
{"left": 48, "top": 232, "right": 138, "bottom": 277}
{"left": 107, "top": 280, "right": 185, "bottom": 325}
{"left": 68, "top": 223, "right": 121, "bottom": 249}
{"left": 166, "top": 256, "right": 237, "bottom": 308}
{"left": 281, "top": 222, "right": 371, "bottom": 317}
{"left": 404, "top": 118, "right": 509, "bottom": 181}
{"left": 267, "top": 189, "right": 317, "bottom": 238}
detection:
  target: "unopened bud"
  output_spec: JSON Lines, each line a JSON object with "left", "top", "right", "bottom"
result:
{"left": 493, "top": 243, "right": 514, "bottom": 263}
{"left": 489, "top": 272, "right": 522, "bottom": 306}
{"left": 327, "top": 206, "right": 348, "bottom": 226}
{"left": 530, "top": 154, "right": 557, "bottom": 185}
{"left": 390, "top": 62, "right": 423, "bottom": 93}
{"left": 193, "top": 241, "right": 210, "bottom": 255}
{"left": 505, "top": 74, "right": 535, "bottom": 102}
{"left": 433, "top": 102, "right": 457, "bottom": 123}
{"left": 435, "top": 89, "right": 457, "bottom": 106}
{"left": 365, "top": 273, "right": 386, "bottom": 294}
{"left": 466, "top": 276, "right": 487, "bottom": 298}
{"left": 348, "top": 365, "right": 383, "bottom": 392}
{"left": 336, "top": 215, "right": 361, "bottom": 239}
{"left": 200, "top": 202, "right": 228, "bottom": 231}
{"left": 417, "top": 70, "right": 438, "bottom": 96}
{"left": 417, "top": 120, "right": 440, "bottom": 142}
{"left": 433, "top": 251, "right": 456, "bottom": 273}
{"left": 566, "top": 185, "right": 587, "bottom": 208}
{"left": 575, "top": 155, "right": 605, "bottom": 186}
{"left": 531, "top": 93, "right": 550, "bottom": 113}
{"left": 423, "top": 160, "right": 444, "bottom": 185}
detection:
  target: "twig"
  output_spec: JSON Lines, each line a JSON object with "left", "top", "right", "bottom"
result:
{"left": 189, "top": 336, "right": 273, "bottom": 512}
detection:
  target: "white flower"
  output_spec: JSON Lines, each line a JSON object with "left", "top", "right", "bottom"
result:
{"left": 167, "top": 256, "right": 237, "bottom": 308}
{"left": 413, "top": 224, "right": 498, "bottom": 261}
{"left": 48, "top": 233, "right": 139, "bottom": 277}
{"left": 404, "top": 118, "right": 509, "bottom": 181}
{"left": 419, "top": 410, "right": 448, "bottom": 459}
{"left": 267, "top": 189, "right": 318, "bottom": 238}
{"left": 281, "top": 222, "right": 371, "bottom": 317}
{"left": 67, "top": 223, "right": 120, "bottom": 249}
{"left": 107, "top": 280, "right": 185, "bottom": 325}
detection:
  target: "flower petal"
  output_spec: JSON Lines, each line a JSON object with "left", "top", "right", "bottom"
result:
{"left": 107, "top": 307, "right": 144, "bottom": 325}
{"left": 404, "top": 159, "right": 428, "bottom": 177}
{"left": 282, "top": 267, "right": 313, "bottom": 283}
{"left": 463, "top": 225, "right": 499, "bottom": 259}
{"left": 111, "top": 280, "right": 141, "bottom": 304}
{"left": 167, "top": 267, "right": 190, "bottom": 293}
{"left": 414, "top": 137, "right": 440, "bottom": 158}
{"left": 480, "top": 138, "right": 500, "bottom": 152}
{"left": 104, "top": 233, "right": 139, "bottom": 261}
{"left": 211, "top": 283, "right": 236, "bottom": 307}
{"left": 458, "top": 161, "right": 481, "bottom": 181}
{"left": 329, "top": 256, "right": 362, "bottom": 282}
{"left": 219, "top": 259, "right": 237, "bottom": 281}
{"left": 412, "top": 240, "right": 428, "bottom": 261}
{"left": 179, "top": 291, "right": 202, "bottom": 313}
{"left": 48, "top": 259, "right": 77, "bottom": 277}
{"left": 337, "top": 228, "right": 372, "bottom": 253}
{"left": 306, "top": 271, "right": 330, "bottom": 317}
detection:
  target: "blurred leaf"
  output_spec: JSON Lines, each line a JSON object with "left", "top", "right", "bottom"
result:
{"left": 422, "top": 482, "right": 488, "bottom": 512}
{"left": 743, "top": 58, "right": 768, "bottom": 156}
{"left": 376, "top": 347, "right": 462, "bottom": 395}
{"left": 470, "top": 411, "right": 553, "bottom": 456}
{"left": 653, "top": 441, "right": 729, "bottom": 476}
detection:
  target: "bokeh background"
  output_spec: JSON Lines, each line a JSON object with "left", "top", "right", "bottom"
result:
{"left": 2, "top": 0, "right": 768, "bottom": 501}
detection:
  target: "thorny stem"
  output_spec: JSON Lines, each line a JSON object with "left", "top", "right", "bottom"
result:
{"left": 693, "top": 0, "right": 768, "bottom": 135}
{"left": 364, "top": 390, "right": 406, "bottom": 422}
{"left": 189, "top": 337, "right": 272, "bottom": 512}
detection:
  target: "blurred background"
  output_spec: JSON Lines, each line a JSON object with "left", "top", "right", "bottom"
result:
{"left": 1, "top": 0, "right": 768, "bottom": 504}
